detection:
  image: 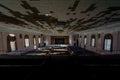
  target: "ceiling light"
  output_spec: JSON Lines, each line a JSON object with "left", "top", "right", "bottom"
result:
{"left": 45, "top": 13, "right": 51, "bottom": 16}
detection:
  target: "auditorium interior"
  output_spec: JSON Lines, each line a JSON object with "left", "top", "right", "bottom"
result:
{"left": 0, "top": 0, "right": 120, "bottom": 79}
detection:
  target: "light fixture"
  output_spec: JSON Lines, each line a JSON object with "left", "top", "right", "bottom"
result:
{"left": 45, "top": 13, "right": 51, "bottom": 16}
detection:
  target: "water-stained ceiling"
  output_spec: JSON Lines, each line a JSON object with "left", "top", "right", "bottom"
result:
{"left": 0, "top": 0, "right": 120, "bottom": 35}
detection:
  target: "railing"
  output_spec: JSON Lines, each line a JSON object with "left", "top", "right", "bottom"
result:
{"left": 0, "top": 50, "right": 26, "bottom": 55}
{"left": 47, "top": 44, "right": 69, "bottom": 47}
{"left": 0, "top": 50, "right": 7, "bottom": 54}
{"left": 67, "top": 46, "right": 98, "bottom": 56}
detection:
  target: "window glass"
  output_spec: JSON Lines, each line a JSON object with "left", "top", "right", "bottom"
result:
{"left": 38, "top": 38, "right": 41, "bottom": 44}
{"left": 104, "top": 39, "right": 111, "bottom": 51}
{"left": 10, "top": 41, "right": 16, "bottom": 51}
{"left": 84, "top": 37, "right": 87, "bottom": 46}
{"left": 34, "top": 38, "right": 36, "bottom": 45}
{"left": 79, "top": 37, "right": 82, "bottom": 46}
{"left": 7, "top": 34, "right": 17, "bottom": 52}
{"left": 103, "top": 34, "right": 113, "bottom": 52}
{"left": 25, "top": 38, "right": 29, "bottom": 47}
{"left": 91, "top": 38, "right": 95, "bottom": 47}
{"left": 33, "top": 36, "right": 37, "bottom": 49}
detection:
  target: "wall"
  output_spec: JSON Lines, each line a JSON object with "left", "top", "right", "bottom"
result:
{"left": 69, "top": 35, "right": 74, "bottom": 46}
{"left": 78, "top": 22, "right": 120, "bottom": 55}
{"left": 0, "top": 31, "right": 41, "bottom": 54}
{"left": 116, "top": 31, "right": 120, "bottom": 54}
{"left": 0, "top": 32, "right": 3, "bottom": 54}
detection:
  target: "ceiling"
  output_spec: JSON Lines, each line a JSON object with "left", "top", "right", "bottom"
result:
{"left": 0, "top": 0, "right": 120, "bottom": 35}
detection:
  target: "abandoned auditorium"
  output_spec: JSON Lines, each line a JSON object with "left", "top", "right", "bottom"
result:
{"left": 0, "top": 0, "right": 120, "bottom": 79}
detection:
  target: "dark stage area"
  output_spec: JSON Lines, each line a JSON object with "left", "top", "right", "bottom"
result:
{"left": 55, "top": 38, "right": 65, "bottom": 44}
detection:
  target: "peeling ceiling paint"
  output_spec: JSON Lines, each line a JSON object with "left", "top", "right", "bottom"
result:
{"left": 0, "top": 0, "right": 120, "bottom": 35}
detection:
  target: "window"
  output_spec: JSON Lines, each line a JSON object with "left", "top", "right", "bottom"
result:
{"left": 103, "top": 34, "right": 113, "bottom": 51}
{"left": 91, "top": 35, "right": 96, "bottom": 47}
{"left": 34, "top": 38, "right": 36, "bottom": 45}
{"left": 25, "top": 39, "right": 29, "bottom": 47}
{"left": 38, "top": 36, "right": 41, "bottom": 44}
{"left": 19, "top": 34, "right": 22, "bottom": 39}
{"left": 7, "top": 34, "right": 17, "bottom": 52}
{"left": 98, "top": 34, "right": 100, "bottom": 38}
{"left": 79, "top": 36, "right": 82, "bottom": 46}
{"left": 84, "top": 36, "right": 87, "bottom": 46}
{"left": 10, "top": 41, "right": 16, "bottom": 51}
{"left": 24, "top": 35, "right": 30, "bottom": 48}
{"left": 33, "top": 35, "right": 37, "bottom": 49}
{"left": 38, "top": 36, "right": 41, "bottom": 47}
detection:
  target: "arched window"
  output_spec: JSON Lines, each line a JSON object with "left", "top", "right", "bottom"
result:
{"left": 79, "top": 36, "right": 82, "bottom": 47}
{"left": 19, "top": 34, "right": 22, "bottom": 39}
{"left": 38, "top": 36, "right": 41, "bottom": 47}
{"left": 76, "top": 39, "right": 79, "bottom": 47}
{"left": 103, "top": 34, "right": 113, "bottom": 52}
{"left": 91, "top": 35, "right": 96, "bottom": 47}
{"left": 84, "top": 36, "right": 87, "bottom": 46}
{"left": 7, "top": 34, "right": 17, "bottom": 52}
{"left": 33, "top": 35, "right": 37, "bottom": 49}
{"left": 76, "top": 34, "right": 79, "bottom": 47}
{"left": 38, "top": 36, "right": 41, "bottom": 44}
{"left": 24, "top": 35, "right": 30, "bottom": 48}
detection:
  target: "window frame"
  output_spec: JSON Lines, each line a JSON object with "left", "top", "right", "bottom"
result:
{"left": 38, "top": 36, "right": 41, "bottom": 44}
{"left": 79, "top": 36, "right": 82, "bottom": 47}
{"left": 33, "top": 35, "right": 37, "bottom": 49}
{"left": 84, "top": 36, "right": 87, "bottom": 46}
{"left": 7, "top": 34, "right": 17, "bottom": 52}
{"left": 103, "top": 34, "right": 113, "bottom": 52}
{"left": 24, "top": 35, "right": 30, "bottom": 48}
{"left": 91, "top": 35, "right": 96, "bottom": 48}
